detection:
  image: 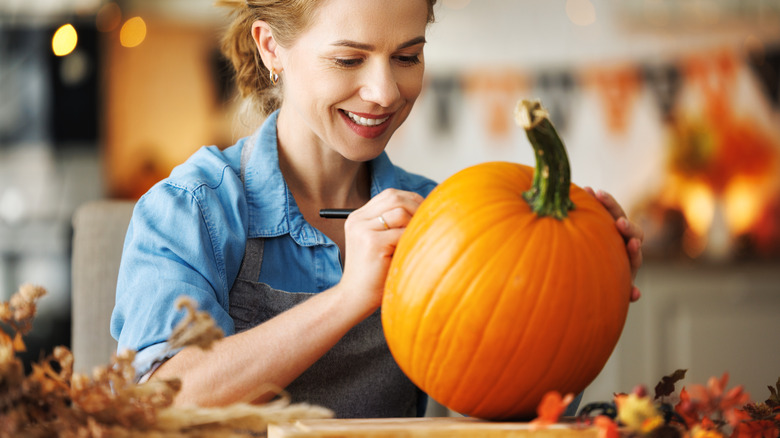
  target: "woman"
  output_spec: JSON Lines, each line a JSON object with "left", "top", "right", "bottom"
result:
{"left": 111, "top": 0, "right": 644, "bottom": 418}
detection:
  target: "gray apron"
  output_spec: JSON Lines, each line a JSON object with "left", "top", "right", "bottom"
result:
{"left": 227, "top": 239, "right": 419, "bottom": 418}
{"left": 227, "top": 137, "right": 419, "bottom": 418}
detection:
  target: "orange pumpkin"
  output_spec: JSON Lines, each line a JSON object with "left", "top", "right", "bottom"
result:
{"left": 382, "top": 100, "right": 632, "bottom": 420}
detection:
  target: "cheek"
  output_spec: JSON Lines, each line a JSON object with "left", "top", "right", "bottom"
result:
{"left": 397, "top": 69, "right": 424, "bottom": 101}
{"left": 288, "top": 72, "right": 355, "bottom": 113}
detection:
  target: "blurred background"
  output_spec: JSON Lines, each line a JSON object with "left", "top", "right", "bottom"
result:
{"left": 1, "top": 0, "right": 778, "bottom": 412}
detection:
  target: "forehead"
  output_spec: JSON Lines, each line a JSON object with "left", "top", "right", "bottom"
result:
{"left": 304, "top": 0, "right": 429, "bottom": 45}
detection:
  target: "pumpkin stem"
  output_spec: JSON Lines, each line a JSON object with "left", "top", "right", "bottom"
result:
{"left": 514, "top": 99, "right": 576, "bottom": 220}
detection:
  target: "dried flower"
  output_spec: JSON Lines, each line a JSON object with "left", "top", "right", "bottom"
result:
{"left": 616, "top": 392, "right": 665, "bottom": 434}
{"left": 692, "top": 425, "right": 725, "bottom": 438}
{"left": 0, "top": 284, "right": 333, "bottom": 436}
{"left": 576, "top": 370, "right": 780, "bottom": 438}
{"left": 675, "top": 372, "right": 751, "bottom": 430}
{"left": 167, "top": 296, "right": 225, "bottom": 351}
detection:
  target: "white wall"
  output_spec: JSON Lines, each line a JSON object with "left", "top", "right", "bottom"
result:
{"left": 386, "top": 0, "right": 780, "bottom": 210}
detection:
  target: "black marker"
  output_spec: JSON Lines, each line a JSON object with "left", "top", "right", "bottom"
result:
{"left": 319, "top": 208, "right": 355, "bottom": 219}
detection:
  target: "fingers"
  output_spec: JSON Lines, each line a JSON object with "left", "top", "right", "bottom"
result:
{"left": 588, "top": 187, "right": 627, "bottom": 221}
{"left": 348, "top": 189, "right": 424, "bottom": 231}
{"left": 617, "top": 216, "right": 645, "bottom": 246}
{"left": 586, "top": 187, "right": 644, "bottom": 303}
{"left": 626, "top": 236, "right": 643, "bottom": 271}
{"left": 630, "top": 286, "right": 642, "bottom": 302}
{"left": 338, "top": 190, "right": 425, "bottom": 309}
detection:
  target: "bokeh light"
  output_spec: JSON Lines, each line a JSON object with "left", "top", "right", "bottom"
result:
{"left": 52, "top": 23, "right": 78, "bottom": 56}
{"left": 120, "top": 16, "right": 147, "bottom": 48}
{"left": 723, "top": 177, "right": 763, "bottom": 235}
{"left": 680, "top": 181, "right": 715, "bottom": 236}
{"left": 566, "top": 0, "right": 596, "bottom": 26}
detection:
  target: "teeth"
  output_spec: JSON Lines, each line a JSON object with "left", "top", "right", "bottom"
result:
{"left": 345, "top": 111, "right": 390, "bottom": 127}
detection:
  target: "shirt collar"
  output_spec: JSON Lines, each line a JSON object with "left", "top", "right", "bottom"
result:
{"left": 243, "top": 110, "right": 400, "bottom": 245}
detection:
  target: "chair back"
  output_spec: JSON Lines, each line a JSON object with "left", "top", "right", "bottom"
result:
{"left": 71, "top": 200, "right": 135, "bottom": 373}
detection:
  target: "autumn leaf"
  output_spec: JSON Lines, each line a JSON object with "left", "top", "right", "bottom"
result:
{"left": 732, "top": 419, "right": 778, "bottom": 438}
{"left": 530, "top": 391, "right": 575, "bottom": 429}
{"left": 655, "top": 369, "right": 687, "bottom": 399}
{"left": 766, "top": 377, "right": 780, "bottom": 408}
{"left": 676, "top": 387, "right": 701, "bottom": 428}
{"left": 595, "top": 415, "right": 620, "bottom": 438}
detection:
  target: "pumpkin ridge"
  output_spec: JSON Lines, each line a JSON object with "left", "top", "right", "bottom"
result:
{"left": 533, "top": 193, "right": 628, "bottom": 397}
{"left": 466, "top": 217, "right": 565, "bottom": 417}
{"left": 399, "top": 196, "right": 533, "bottom": 374}
{"left": 420, "top": 208, "right": 537, "bottom": 403}
{"left": 571, "top": 205, "right": 631, "bottom": 350}
{"left": 385, "top": 186, "right": 492, "bottom": 369}
{"left": 489, "top": 224, "right": 593, "bottom": 418}
{"left": 447, "top": 215, "right": 561, "bottom": 416}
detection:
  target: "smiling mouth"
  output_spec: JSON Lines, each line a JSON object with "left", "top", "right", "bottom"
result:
{"left": 343, "top": 110, "right": 391, "bottom": 127}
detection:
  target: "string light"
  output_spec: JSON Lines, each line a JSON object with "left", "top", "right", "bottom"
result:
{"left": 52, "top": 23, "right": 78, "bottom": 56}
{"left": 120, "top": 16, "right": 147, "bottom": 48}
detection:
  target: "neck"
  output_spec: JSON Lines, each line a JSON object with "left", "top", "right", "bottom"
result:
{"left": 275, "top": 112, "right": 371, "bottom": 210}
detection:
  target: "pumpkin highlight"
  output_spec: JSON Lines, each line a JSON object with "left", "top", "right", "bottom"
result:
{"left": 382, "top": 100, "right": 632, "bottom": 420}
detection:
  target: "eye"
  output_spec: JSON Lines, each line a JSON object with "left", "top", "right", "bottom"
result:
{"left": 395, "top": 54, "right": 422, "bottom": 66}
{"left": 334, "top": 58, "right": 363, "bottom": 68}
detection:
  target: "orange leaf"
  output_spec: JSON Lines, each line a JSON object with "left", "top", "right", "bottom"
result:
{"left": 530, "top": 391, "right": 575, "bottom": 429}
{"left": 732, "top": 420, "right": 778, "bottom": 438}
{"left": 708, "top": 372, "right": 730, "bottom": 398}
{"left": 595, "top": 415, "right": 620, "bottom": 438}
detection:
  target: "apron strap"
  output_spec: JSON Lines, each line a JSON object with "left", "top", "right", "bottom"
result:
{"left": 235, "top": 238, "right": 264, "bottom": 282}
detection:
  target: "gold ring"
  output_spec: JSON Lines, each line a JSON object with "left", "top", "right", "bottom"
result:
{"left": 377, "top": 215, "right": 390, "bottom": 230}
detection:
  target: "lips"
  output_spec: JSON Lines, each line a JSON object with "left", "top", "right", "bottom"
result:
{"left": 340, "top": 110, "right": 393, "bottom": 139}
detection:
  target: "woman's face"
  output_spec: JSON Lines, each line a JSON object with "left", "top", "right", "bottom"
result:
{"left": 275, "top": 0, "right": 429, "bottom": 162}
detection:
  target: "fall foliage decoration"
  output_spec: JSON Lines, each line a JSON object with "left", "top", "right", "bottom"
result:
{"left": 565, "top": 370, "right": 780, "bottom": 438}
{"left": 0, "top": 284, "right": 332, "bottom": 437}
{"left": 382, "top": 99, "right": 632, "bottom": 420}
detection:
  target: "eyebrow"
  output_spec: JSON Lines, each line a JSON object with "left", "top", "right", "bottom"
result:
{"left": 330, "top": 36, "right": 427, "bottom": 51}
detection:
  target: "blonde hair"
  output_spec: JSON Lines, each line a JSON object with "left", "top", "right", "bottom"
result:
{"left": 217, "top": 0, "right": 438, "bottom": 118}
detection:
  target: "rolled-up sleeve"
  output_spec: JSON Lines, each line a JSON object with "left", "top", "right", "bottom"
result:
{"left": 110, "top": 176, "right": 244, "bottom": 378}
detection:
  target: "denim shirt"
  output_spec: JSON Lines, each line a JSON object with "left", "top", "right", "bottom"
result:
{"left": 110, "top": 110, "right": 438, "bottom": 377}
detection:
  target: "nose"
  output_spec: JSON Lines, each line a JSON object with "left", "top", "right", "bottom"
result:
{"left": 359, "top": 62, "right": 401, "bottom": 108}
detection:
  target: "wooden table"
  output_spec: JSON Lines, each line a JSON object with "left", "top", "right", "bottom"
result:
{"left": 269, "top": 417, "right": 599, "bottom": 437}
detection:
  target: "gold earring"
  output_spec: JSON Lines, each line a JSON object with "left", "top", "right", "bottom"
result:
{"left": 269, "top": 69, "right": 279, "bottom": 85}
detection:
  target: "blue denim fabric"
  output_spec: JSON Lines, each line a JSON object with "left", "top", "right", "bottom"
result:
{"left": 110, "top": 110, "right": 438, "bottom": 378}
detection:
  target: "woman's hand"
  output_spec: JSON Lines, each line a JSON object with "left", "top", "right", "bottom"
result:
{"left": 585, "top": 187, "right": 644, "bottom": 302}
{"left": 338, "top": 189, "right": 425, "bottom": 314}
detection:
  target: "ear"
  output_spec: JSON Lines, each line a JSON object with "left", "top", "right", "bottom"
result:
{"left": 251, "top": 20, "right": 281, "bottom": 73}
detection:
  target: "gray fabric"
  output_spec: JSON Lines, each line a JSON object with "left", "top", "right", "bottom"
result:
{"left": 228, "top": 238, "right": 418, "bottom": 418}
{"left": 71, "top": 200, "right": 135, "bottom": 373}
